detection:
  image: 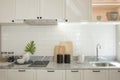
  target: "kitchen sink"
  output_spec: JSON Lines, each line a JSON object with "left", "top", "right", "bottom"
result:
{"left": 92, "top": 62, "right": 115, "bottom": 67}
{"left": 28, "top": 61, "right": 49, "bottom": 67}
{"left": 89, "top": 62, "right": 119, "bottom": 67}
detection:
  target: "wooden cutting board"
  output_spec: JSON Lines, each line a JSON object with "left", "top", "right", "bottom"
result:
{"left": 54, "top": 41, "right": 73, "bottom": 63}
{"left": 54, "top": 45, "right": 65, "bottom": 62}
{"left": 59, "top": 41, "right": 73, "bottom": 62}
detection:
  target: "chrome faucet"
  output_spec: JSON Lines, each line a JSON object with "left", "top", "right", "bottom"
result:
{"left": 96, "top": 43, "right": 101, "bottom": 61}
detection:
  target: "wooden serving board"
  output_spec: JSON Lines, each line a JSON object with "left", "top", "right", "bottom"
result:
{"left": 59, "top": 41, "right": 73, "bottom": 62}
{"left": 54, "top": 41, "right": 73, "bottom": 63}
{"left": 54, "top": 45, "right": 65, "bottom": 62}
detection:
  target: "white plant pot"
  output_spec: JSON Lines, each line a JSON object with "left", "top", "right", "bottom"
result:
{"left": 23, "top": 52, "right": 31, "bottom": 62}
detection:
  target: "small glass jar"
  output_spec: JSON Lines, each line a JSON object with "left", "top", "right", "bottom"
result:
{"left": 1, "top": 52, "right": 7, "bottom": 58}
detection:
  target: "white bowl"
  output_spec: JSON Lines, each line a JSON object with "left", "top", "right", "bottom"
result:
{"left": 17, "top": 59, "right": 25, "bottom": 64}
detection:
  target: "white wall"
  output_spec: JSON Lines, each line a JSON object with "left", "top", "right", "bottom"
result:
{"left": 1, "top": 23, "right": 116, "bottom": 56}
{"left": 116, "top": 25, "right": 120, "bottom": 61}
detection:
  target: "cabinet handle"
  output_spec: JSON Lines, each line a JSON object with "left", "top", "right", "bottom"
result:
{"left": 40, "top": 17, "right": 42, "bottom": 19}
{"left": 65, "top": 19, "right": 68, "bottom": 22}
{"left": 18, "top": 70, "right": 26, "bottom": 72}
{"left": 37, "top": 17, "right": 39, "bottom": 19}
{"left": 118, "top": 71, "right": 120, "bottom": 72}
{"left": 47, "top": 70, "right": 55, "bottom": 72}
{"left": 93, "top": 70, "right": 100, "bottom": 72}
{"left": 12, "top": 20, "right": 14, "bottom": 22}
{"left": 71, "top": 70, "right": 79, "bottom": 72}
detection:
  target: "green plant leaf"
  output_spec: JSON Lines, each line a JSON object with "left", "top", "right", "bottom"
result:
{"left": 24, "top": 41, "right": 36, "bottom": 55}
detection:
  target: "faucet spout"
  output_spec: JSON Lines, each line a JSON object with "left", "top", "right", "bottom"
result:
{"left": 96, "top": 43, "right": 101, "bottom": 61}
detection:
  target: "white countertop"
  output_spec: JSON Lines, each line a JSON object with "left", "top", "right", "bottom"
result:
{"left": 1, "top": 61, "right": 120, "bottom": 70}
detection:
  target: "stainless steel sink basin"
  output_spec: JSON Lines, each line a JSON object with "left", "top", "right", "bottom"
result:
{"left": 92, "top": 62, "right": 115, "bottom": 67}
{"left": 89, "top": 62, "right": 119, "bottom": 67}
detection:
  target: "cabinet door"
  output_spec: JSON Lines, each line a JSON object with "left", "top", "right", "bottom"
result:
{"left": 0, "top": 0, "right": 15, "bottom": 22}
{"left": 37, "top": 70, "right": 65, "bottom": 80}
{"left": 0, "top": 69, "right": 7, "bottom": 80}
{"left": 84, "top": 70, "right": 108, "bottom": 80}
{"left": 40, "top": 0, "right": 65, "bottom": 20}
{"left": 66, "top": 70, "right": 83, "bottom": 80}
{"left": 109, "top": 70, "right": 120, "bottom": 80}
{"left": 66, "top": 0, "right": 91, "bottom": 22}
{"left": 15, "top": 0, "right": 38, "bottom": 19}
{"left": 8, "top": 69, "right": 35, "bottom": 80}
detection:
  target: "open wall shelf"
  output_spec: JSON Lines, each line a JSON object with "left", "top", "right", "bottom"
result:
{"left": 92, "top": 0, "right": 120, "bottom": 21}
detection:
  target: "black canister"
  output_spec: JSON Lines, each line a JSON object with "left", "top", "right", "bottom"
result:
{"left": 64, "top": 54, "right": 70, "bottom": 64}
{"left": 57, "top": 54, "right": 63, "bottom": 64}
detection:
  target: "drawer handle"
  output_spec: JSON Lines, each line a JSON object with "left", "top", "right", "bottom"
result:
{"left": 12, "top": 20, "right": 14, "bottom": 22}
{"left": 71, "top": 70, "right": 79, "bottom": 72}
{"left": 47, "top": 70, "right": 55, "bottom": 72}
{"left": 40, "top": 17, "right": 42, "bottom": 19}
{"left": 37, "top": 17, "right": 39, "bottom": 19}
{"left": 18, "top": 70, "right": 26, "bottom": 72}
{"left": 93, "top": 70, "right": 100, "bottom": 72}
{"left": 118, "top": 71, "right": 120, "bottom": 72}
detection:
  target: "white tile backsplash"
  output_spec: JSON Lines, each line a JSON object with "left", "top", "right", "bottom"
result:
{"left": 1, "top": 23, "right": 116, "bottom": 57}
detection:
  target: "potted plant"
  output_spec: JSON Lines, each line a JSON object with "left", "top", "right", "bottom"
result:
{"left": 23, "top": 41, "right": 36, "bottom": 62}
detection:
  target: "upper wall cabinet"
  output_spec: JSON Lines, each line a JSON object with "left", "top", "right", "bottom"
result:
{"left": 66, "top": 0, "right": 91, "bottom": 22}
{"left": 0, "top": 0, "right": 15, "bottom": 23}
{"left": 15, "top": 0, "right": 65, "bottom": 21}
{"left": 0, "top": 0, "right": 91, "bottom": 23}
{"left": 40, "top": 0, "right": 65, "bottom": 20}
{"left": 15, "top": 0, "right": 38, "bottom": 20}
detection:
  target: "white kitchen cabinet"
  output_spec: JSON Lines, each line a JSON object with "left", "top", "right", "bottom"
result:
{"left": 0, "top": 0, "right": 91, "bottom": 23}
{"left": 0, "top": 69, "right": 7, "bottom": 80}
{"left": 109, "top": 70, "right": 120, "bottom": 80}
{"left": 40, "top": 0, "right": 65, "bottom": 20}
{"left": 15, "top": 0, "right": 38, "bottom": 20}
{"left": 0, "top": 0, "right": 15, "bottom": 23}
{"left": 84, "top": 70, "right": 108, "bottom": 80}
{"left": 66, "top": 70, "right": 83, "bottom": 80}
{"left": 7, "top": 69, "right": 35, "bottom": 80}
{"left": 15, "top": 0, "right": 65, "bottom": 21}
{"left": 66, "top": 0, "right": 91, "bottom": 22}
{"left": 36, "top": 70, "right": 65, "bottom": 80}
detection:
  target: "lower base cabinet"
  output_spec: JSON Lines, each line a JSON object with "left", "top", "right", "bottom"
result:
{"left": 36, "top": 70, "right": 65, "bottom": 80}
{"left": 0, "top": 69, "right": 7, "bottom": 80}
{"left": 7, "top": 69, "right": 35, "bottom": 80}
{"left": 83, "top": 70, "right": 108, "bottom": 80}
{"left": 1, "top": 69, "right": 120, "bottom": 80}
{"left": 66, "top": 70, "right": 83, "bottom": 80}
{"left": 109, "top": 70, "right": 120, "bottom": 80}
